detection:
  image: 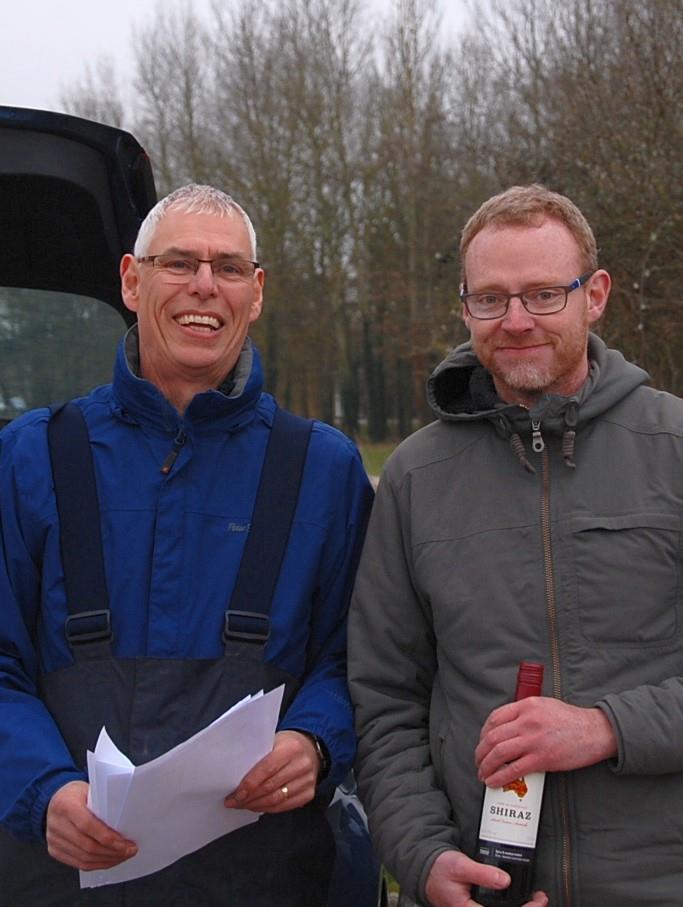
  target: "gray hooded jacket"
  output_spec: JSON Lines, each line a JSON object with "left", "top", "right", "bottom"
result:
{"left": 349, "top": 334, "right": 683, "bottom": 906}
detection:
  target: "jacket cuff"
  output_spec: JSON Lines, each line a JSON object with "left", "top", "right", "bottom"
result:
{"left": 290, "top": 729, "right": 331, "bottom": 781}
{"left": 595, "top": 697, "right": 630, "bottom": 774}
{"left": 30, "top": 770, "right": 87, "bottom": 840}
{"left": 278, "top": 713, "right": 354, "bottom": 790}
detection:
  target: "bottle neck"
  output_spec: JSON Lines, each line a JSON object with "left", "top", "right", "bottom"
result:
{"left": 514, "top": 661, "right": 544, "bottom": 700}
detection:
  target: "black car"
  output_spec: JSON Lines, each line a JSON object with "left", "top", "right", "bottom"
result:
{"left": 0, "top": 104, "right": 386, "bottom": 907}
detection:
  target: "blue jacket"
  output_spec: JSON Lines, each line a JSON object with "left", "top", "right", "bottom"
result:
{"left": 0, "top": 331, "right": 373, "bottom": 841}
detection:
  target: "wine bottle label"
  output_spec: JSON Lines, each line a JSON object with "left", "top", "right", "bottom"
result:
{"left": 478, "top": 771, "right": 545, "bottom": 849}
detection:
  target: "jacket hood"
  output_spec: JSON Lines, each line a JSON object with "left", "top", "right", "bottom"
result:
{"left": 111, "top": 325, "right": 264, "bottom": 435}
{"left": 427, "top": 333, "right": 650, "bottom": 470}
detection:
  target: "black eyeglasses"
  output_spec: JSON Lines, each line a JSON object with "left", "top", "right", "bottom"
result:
{"left": 460, "top": 271, "right": 595, "bottom": 320}
{"left": 138, "top": 254, "right": 260, "bottom": 283}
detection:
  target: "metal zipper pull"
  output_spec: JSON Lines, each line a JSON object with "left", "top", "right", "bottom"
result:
{"left": 531, "top": 418, "right": 545, "bottom": 453}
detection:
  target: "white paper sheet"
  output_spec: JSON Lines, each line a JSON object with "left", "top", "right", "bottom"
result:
{"left": 80, "top": 684, "right": 284, "bottom": 888}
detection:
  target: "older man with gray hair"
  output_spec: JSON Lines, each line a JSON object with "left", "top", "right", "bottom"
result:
{"left": 0, "top": 184, "right": 373, "bottom": 905}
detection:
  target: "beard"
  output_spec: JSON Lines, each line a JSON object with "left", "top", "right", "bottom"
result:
{"left": 471, "top": 310, "right": 590, "bottom": 402}
{"left": 496, "top": 359, "right": 561, "bottom": 392}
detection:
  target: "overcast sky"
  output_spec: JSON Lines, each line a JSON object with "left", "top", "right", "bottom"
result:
{"left": 1, "top": 0, "right": 468, "bottom": 113}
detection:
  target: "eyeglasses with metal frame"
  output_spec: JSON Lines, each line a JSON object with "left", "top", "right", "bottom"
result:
{"left": 460, "top": 270, "right": 595, "bottom": 320}
{"left": 137, "top": 254, "right": 260, "bottom": 283}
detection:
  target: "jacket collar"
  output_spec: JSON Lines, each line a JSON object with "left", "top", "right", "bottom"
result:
{"left": 111, "top": 325, "right": 264, "bottom": 434}
{"left": 426, "top": 333, "right": 650, "bottom": 472}
{"left": 427, "top": 333, "right": 649, "bottom": 429}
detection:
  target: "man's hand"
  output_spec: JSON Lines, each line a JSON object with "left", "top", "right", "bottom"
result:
{"left": 46, "top": 780, "right": 137, "bottom": 870}
{"left": 424, "top": 851, "right": 548, "bottom": 907}
{"left": 475, "top": 697, "right": 617, "bottom": 788}
{"left": 224, "top": 730, "right": 320, "bottom": 813}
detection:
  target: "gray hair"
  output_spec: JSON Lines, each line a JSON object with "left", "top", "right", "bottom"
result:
{"left": 134, "top": 183, "right": 258, "bottom": 259}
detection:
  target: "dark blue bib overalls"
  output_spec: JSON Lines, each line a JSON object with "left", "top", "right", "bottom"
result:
{"left": 0, "top": 405, "right": 335, "bottom": 905}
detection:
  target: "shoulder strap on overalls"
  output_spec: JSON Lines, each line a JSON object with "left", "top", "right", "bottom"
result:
{"left": 47, "top": 402, "right": 112, "bottom": 645}
{"left": 223, "top": 406, "right": 314, "bottom": 644}
{"left": 48, "top": 402, "right": 313, "bottom": 649}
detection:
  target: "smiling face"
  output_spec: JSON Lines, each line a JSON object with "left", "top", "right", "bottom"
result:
{"left": 463, "top": 218, "right": 610, "bottom": 408}
{"left": 120, "top": 208, "right": 263, "bottom": 413}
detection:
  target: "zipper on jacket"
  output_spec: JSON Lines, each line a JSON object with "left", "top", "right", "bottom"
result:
{"left": 531, "top": 418, "right": 545, "bottom": 453}
{"left": 539, "top": 447, "right": 572, "bottom": 905}
{"left": 161, "top": 429, "right": 187, "bottom": 475}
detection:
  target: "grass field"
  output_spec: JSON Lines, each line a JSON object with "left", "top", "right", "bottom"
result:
{"left": 357, "top": 440, "right": 397, "bottom": 478}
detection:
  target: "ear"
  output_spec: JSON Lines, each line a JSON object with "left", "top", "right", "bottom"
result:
{"left": 585, "top": 269, "right": 611, "bottom": 325}
{"left": 460, "top": 282, "right": 472, "bottom": 332}
{"left": 249, "top": 267, "right": 265, "bottom": 323}
{"left": 120, "top": 254, "right": 141, "bottom": 314}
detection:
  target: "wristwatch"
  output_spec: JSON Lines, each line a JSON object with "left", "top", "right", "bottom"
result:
{"left": 300, "top": 731, "right": 331, "bottom": 780}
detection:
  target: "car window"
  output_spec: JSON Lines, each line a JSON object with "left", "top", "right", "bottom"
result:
{"left": 0, "top": 287, "right": 125, "bottom": 421}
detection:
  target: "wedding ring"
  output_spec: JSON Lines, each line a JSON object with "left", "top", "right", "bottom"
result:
{"left": 281, "top": 785, "right": 289, "bottom": 799}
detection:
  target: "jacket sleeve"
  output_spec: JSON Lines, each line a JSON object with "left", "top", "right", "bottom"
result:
{"left": 598, "top": 679, "right": 683, "bottom": 775}
{"left": 348, "top": 464, "right": 459, "bottom": 903}
{"left": 0, "top": 421, "right": 86, "bottom": 841}
{"left": 277, "top": 433, "right": 374, "bottom": 792}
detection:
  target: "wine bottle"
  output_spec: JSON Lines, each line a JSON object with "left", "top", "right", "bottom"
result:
{"left": 471, "top": 661, "right": 545, "bottom": 907}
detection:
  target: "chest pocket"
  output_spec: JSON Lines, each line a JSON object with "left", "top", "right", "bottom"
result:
{"left": 571, "top": 513, "right": 681, "bottom": 645}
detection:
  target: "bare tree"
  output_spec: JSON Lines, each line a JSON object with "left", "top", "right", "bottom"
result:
{"left": 359, "top": 0, "right": 460, "bottom": 434}
{"left": 461, "top": 0, "right": 683, "bottom": 391}
{"left": 60, "top": 58, "right": 126, "bottom": 128}
{"left": 132, "top": 4, "right": 213, "bottom": 192}
{"left": 59, "top": 0, "right": 683, "bottom": 435}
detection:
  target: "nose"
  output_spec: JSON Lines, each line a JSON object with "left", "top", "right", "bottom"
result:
{"left": 500, "top": 296, "right": 535, "bottom": 332}
{"left": 189, "top": 261, "right": 218, "bottom": 297}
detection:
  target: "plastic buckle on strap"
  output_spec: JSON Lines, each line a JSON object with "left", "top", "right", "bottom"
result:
{"left": 223, "top": 610, "right": 271, "bottom": 643}
{"left": 65, "top": 609, "right": 113, "bottom": 645}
